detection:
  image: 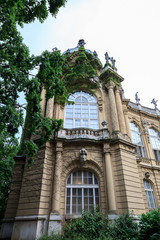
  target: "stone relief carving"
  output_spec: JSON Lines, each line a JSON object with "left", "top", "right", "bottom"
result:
{"left": 79, "top": 148, "right": 88, "bottom": 165}
{"left": 98, "top": 96, "right": 103, "bottom": 111}
{"left": 145, "top": 171, "right": 150, "bottom": 178}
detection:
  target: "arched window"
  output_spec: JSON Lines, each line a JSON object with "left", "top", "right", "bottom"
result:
{"left": 130, "top": 122, "right": 146, "bottom": 157}
{"left": 64, "top": 91, "right": 99, "bottom": 129}
{"left": 66, "top": 171, "right": 100, "bottom": 215}
{"left": 148, "top": 128, "right": 160, "bottom": 161}
{"left": 143, "top": 180, "right": 157, "bottom": 209}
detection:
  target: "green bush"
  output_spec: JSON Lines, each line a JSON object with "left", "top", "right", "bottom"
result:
{"left": 108, "top": 212, "right": 139, "bottom": 240}
{"left": 63, "top": 209, "right": 109, "bottom": 240}
{"left": 139, "top": 208, "right": 160, "bottom": 240}
{"left": 38, "top": 233, "right": 63, "bottom": 240}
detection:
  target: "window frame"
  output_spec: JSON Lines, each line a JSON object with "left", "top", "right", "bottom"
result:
{"left": 65, "top": 171, "right": 100, "bottom": 216}
{"left": 148, "top": 128, "right": 160, "bottom": 161}
{"left": 64, "top": 91, "right": 99, "bottom": 130}
{"left": 130, "top": 122, "right": 146, "bottom": 158}
{"left": 143, "top": 180, "right": 157, "bottom": 209}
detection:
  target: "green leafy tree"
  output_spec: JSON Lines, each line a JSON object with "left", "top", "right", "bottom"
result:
{"left": 0, "top": 0, "right": 67, "bottom": 225}
{"left": 139, "top": 208, "right": 160, "bottom": 240}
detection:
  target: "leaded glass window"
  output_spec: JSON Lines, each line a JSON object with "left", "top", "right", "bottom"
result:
{"left": 143, "top": 180, "right": 157, "bottom": 209}
{"left": 148, "top": 128, "right": 160, "bottom": 161}
{"left": 64, "top": 92, "right": 99, "bottom": 129}
{"left": 66, "top": 171, "right": 100, "bottom": 215}
{"left": 130, "top": 122, "right": 146, "bottom": 157}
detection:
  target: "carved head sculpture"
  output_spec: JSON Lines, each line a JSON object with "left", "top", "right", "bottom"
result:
{"left": 145, "top": 172, "right": 150, "bottom": 178}
{"left": 79, "top": 148, "right": 88, "bottom": 165}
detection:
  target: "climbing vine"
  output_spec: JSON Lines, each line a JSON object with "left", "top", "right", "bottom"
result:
{"left": 55, "top": 48, "right": 102, "bottom": 105}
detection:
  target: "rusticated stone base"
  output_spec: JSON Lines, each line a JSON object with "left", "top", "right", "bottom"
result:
{"left": 48, "top": 214, "right": 62, "bottom": 235}
{"left": 11, "top": 215, "right": 48, "bottom": 240}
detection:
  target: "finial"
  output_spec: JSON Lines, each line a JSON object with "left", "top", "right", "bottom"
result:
{"left": 52, "top": 47, "right": 58, "bottom": 52}
{"left": 77, "top": 39, "right": 86, "bottom": 47}
{"left": 151, "top": 98, "right": 158, "bottom": 110}
{"left": 135, "top": 92, "right": 140, "bottom": 105}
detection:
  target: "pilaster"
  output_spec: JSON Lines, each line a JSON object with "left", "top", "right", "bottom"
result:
{"left": 106, "top": 81, "right": 120, "bottom": 132}
{"left": 46, "top": 97, "right": 54, "bottom": 118}
{"left": 103, "top": 143, "right": 117, "bottom": 213}
{"left": 115, "top": 87, "right": 127, "bottom": 134}
{"left": 49, "top": 142, "right": 63, "bottom": 235}
{"left": 40, "top": 86, "right": 46, "bottom": 116}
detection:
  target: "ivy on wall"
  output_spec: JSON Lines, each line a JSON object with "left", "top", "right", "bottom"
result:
{"left": 55, "top": 48, "right": 102, "bottom": 105}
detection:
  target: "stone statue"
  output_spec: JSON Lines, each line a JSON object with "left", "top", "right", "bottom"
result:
{"left": 151, "top": 98, "right": 158, "bottom": 110}
{"left": 93, "top": 51, "right": 98, "bottom": 58}
{"left": 135, "top": 92, "right": 140, "bottom": 105}
{"left": 79, "top": 148, "right": 87, "bottom": 165}
{"left": 104, "top": 52, "right": 110, "bottom": 62}
{"left": 110, "top": 57, "right": 116, "bottom": 68}
{"left": 78, "top": 39, "right": 86, "bottom": 47}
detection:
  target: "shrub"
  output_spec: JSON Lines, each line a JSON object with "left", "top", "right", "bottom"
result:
{"left": 63, "top": 209, "right": 109, "bottom": 240}
{"left": 108, "top": 212, "right": 139, "bottom": 240}
{"left": 38, "top": 233, "right": 63, "bottom": 240}
{"left": 139, "top": 208, "right": 160, "bottom": 240}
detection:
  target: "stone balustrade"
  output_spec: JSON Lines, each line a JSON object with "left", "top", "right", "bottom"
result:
{"left": 57, "top": 128, "right": 110, "bottom": 140}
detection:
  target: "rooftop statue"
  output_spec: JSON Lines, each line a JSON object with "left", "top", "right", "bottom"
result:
{"left": 135, "top": 92, "right": 140, "bottom": 105}
{"left": 151, "top": 98, "right": 158, "bottom": 110}
{"left": 110, "top": 57, "right": 116, "bottom": 68}
{"left": 93, "top": 50, "right": 98, "bottom": 58}
{"left": 104, "top": 52, "right": 110, "bottom": 62}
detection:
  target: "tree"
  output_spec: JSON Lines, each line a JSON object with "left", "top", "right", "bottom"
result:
{"left": 0, "top": 0, "right": 67, "bottom": 224}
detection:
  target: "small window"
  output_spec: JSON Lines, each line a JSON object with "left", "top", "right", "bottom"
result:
{"left": 143, "top": 180, "right": 157, "bottom": 209}
{"left": 66, "top": 171, "right": 100, "bottom": 215}
{"left": 64, "top": 91, "right": 99, "bottom": 129}
{"left": 148, "top": 128, "right": 160, "bottom": 161}
{"left": 130, "top": 122, "right": 146, "bottom": 157}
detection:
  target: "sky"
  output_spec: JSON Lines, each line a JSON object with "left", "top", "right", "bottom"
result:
{"left": 20, "top": 0, "right": 160, "bottom": 109}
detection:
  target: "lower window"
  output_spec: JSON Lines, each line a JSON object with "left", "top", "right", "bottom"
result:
{"left": 66, "top": 171, "right": 100, "bottom": 215}
{"left": 144, "top": 180, "right": 157, "bottom": 209}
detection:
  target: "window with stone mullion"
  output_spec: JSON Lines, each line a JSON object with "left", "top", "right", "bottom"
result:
{"left": 143, "top": 180, "right": 157, "bottom": 209}
{"left": 148, "top": 128, "right": 160, "bottom": 161}
{"left": 66, "top": 171, "right": 99, "bottom": 215}
{"left": 64, "top": 91, "right": 99, "bottom": 129}
{"left": 130, "top": 122, "right": 146, "bottom": 158}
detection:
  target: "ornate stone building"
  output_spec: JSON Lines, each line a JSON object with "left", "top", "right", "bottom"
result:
{"left": 1, "top": 40, "right": 160, "bottom": 240}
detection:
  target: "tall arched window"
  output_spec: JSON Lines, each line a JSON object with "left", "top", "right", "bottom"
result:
{"left": 143, "top": 180, "right": 157, "bottom": 209}
{"left": 64, "top": 91, "right": 99, "bottom": 129}
{"left": 66, "top": 171, "right": 100, "bottom": 215}
{"left": 130, "top": 122, "right": 146, "bottom": 157}
{"left": 148, "top": 128, "right": 160, "bottom": 161}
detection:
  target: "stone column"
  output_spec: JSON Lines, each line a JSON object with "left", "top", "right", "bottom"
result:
{"left": 40, "top": 86, "right": 46, "bottom": 116}
{"left": 49, "top": 142, "right": 63, "bottom": 235}
{"left": 52, "top": 142, "right": 63, "bottom": 213}
{"left": 124, "top": 109, "right": 132, "bottom": 138}
{"left": 115, "top": 87, "right": 127, "bottom": 134}
{"left": 106, "top": 82, "right": 120, "bottom": 132}
{"left": 103, "top": 143, "right": 116, "bottom": 213}
{"left": 46, "top": 97, "right": 54, "bottom": 118}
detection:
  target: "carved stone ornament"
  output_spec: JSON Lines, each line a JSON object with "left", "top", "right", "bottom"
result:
{"left": 79, "top": 148, "right": 88, "bottom": 165}
{"left": 145, "top": 172, "right": 150, "bottom": 178}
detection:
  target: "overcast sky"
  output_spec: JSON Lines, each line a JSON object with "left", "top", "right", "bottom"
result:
{"left": 20, "top": 0, "right": 160, "bottom": 109}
